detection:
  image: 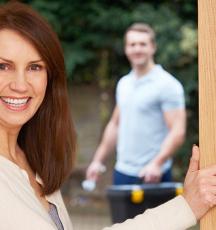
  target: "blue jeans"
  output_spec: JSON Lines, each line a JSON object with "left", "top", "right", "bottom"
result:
{"left": 113, "top": 168, "right": 172, "bottom": 185}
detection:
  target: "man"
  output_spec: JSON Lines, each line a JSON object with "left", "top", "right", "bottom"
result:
{"left": 86, "top": 23, "right": 186, "bottom": 185}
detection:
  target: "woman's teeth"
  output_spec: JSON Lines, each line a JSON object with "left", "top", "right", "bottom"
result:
{"left": 1, "top": 97, "right": 29, "bottom": 106}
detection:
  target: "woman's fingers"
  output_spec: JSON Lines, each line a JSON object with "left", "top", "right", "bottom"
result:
{"left": 187, "top": 145, "right": 200, "bottom": 173}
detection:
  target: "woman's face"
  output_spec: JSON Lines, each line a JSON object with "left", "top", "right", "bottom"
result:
{"left": 0, "top": 29, "right": 47, "bottom": 129}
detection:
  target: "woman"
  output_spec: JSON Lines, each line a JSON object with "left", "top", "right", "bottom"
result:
{"left": 0, "top": 2, "right": 75, "bottom": 230}
{"left": 0, "top": 2, "right": 215, "bottom": 230}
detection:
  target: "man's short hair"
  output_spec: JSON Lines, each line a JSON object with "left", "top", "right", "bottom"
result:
{"left": 124, "top": 23, "right": 156, "bottom": 44}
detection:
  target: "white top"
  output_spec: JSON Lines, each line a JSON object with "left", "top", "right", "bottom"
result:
{"left": 0, "top": 155, "right": 196, "bottom": 230}
{"left": 103, "top": 195, "right": 196, "bottom": 230}
{"left": 0, "top": 156, "right": 73, "bottom": 230}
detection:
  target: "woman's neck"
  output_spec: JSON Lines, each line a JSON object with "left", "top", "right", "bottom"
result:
{"left": 0, "top": 128, "right": 20, "bottom": 162}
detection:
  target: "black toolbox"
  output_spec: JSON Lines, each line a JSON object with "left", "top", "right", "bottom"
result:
{"left": 106, "top": 182, "right": 183, "bottom": 223}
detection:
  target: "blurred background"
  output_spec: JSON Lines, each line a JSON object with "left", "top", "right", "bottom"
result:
{"left": 4, "top": 0, "right": 197, "bottom": 229}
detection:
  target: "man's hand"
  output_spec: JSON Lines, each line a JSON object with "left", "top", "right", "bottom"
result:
{"left": 138, "top": 161, "right": 162, "bottom": 183}
{"left": 86, "top": 161, "right": 106, "bottom": 182}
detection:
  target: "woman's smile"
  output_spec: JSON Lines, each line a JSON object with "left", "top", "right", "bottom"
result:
{"left": 0, "top": 96, "right": 31, "bottom": 111}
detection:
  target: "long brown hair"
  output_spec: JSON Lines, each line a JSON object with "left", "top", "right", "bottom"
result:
{"left": 0, "top": 1, "right": 76, "bottom": 195}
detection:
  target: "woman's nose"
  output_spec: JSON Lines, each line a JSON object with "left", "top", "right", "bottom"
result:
{"left": 9, "top": 71, "right": 28, "bottom": 93}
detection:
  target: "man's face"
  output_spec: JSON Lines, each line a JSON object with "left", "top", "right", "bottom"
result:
{"left": 125, "top": 30, "right": 156, "bottom": 68}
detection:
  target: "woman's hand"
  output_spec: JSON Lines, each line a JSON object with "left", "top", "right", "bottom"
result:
{"left": 183, "top": 145, "right": 216, "bottom": 220}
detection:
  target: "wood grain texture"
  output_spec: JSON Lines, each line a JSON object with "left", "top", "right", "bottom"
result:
{"left": 199, "top": 0, "right": 216, "bottom": 229}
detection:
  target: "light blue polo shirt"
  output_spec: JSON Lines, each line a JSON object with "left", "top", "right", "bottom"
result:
{"left": 115, "top": 65, "right": 185, "bottom": 176}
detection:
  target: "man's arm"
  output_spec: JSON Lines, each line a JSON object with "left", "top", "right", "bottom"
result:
{"left": 86, "top": 106, "right": 120, "bottom": 181}
{"left": 139, "top": 108, "right": 186, "bottom": 182}
{"left": 154, "top": 108, "right": 186, "bottom": 165}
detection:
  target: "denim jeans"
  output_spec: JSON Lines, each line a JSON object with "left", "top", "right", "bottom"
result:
{"left": 113, "top": 168, "right": 172, "bottom": 185}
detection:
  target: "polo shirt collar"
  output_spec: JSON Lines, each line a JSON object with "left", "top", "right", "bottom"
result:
{"left": 130, "top": 64, "right": 162, "bottom": 83}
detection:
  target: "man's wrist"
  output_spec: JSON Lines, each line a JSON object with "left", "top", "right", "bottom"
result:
{"left": 152, "top": 157, "right": 164, "bottom": 167}
{"left": 91, "top": 161, "right": 106, "bottom": 173}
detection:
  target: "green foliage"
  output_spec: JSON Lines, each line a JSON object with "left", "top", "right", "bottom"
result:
{"left": 23, "top": 0, "right": 197, "bottom": 179}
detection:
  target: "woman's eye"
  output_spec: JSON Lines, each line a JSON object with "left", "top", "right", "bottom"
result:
{"left": 0, "top": 63, "right": 10, "bottom": 70}
{"left": 29, "top": 64, "right": 43, "bottom": 71}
